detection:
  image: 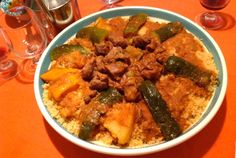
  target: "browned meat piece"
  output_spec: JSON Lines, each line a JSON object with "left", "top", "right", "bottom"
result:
{"left": 83, "top": 90, "right": 97, "bottom": 104}
{"left": 104, "top": 47, "right": 130, "bottom": 64}
{"left": 141, "top": 65, "right": 162, "bottom": 80}
{"left": 132, "top": 36, "right": 151, "bottom": 50}
{"left": 90, "top": 71, "right": 109, "bottom": 91}
{"left": 105, "top": 61, "right": 128, "bottom": 77}
{"left": 120, "top": 65, "right": 143, "bottom": 101}
{"left": 155, "top": 50, "right": 170, "bottom": 64}
{"left": 81, "top": 57, "right": 95, "bottom": 80}
{"left": 108, "top": 79, "right": 123, "bottom": 91}
{"left": 139, "top": 53, "right": 163, "bottom": 80}
{"left": 95, "top": 41, "right": 113, "bottom": 56}
{"left": 146, "top": 38, "right": 160, "bottom": 52}
{"left": 95, "top": 56, "right": 107, "bottom": 73}
{"left": 109, "top": 36, "right": 128, "bottom": 49}
{"left": 124, "top": 86, "right": 140, "bottom": 102}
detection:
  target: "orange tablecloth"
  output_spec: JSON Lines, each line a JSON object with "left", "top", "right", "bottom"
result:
{"left": 1, "top": 0, "right": 236, "bottom": 157}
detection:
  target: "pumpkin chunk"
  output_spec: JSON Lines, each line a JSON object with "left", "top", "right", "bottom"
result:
{"left": 48, "top": 72, "right": 81, "bottom": 101}
{"left": 40, "top": 68, "right": 78, "bottom": 82}
{"left": 103, "top": 103, "right": 136, "bottom": 145}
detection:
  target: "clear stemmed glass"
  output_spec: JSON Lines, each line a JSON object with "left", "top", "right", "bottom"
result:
{"left": 100, "top": 0, "right": 122, "bottom": 10}
{"left": 0, "top": 28, "right": 18, "bottom": 80}
{"left": 196, "top": 0, "right": 231, "bottom": 30}
{"left": 0, "top": 6, "right": 47, "bottom": 82}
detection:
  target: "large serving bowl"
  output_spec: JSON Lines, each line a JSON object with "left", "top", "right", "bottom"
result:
{"left": 34, "top": 6, "right": 227, "bottom": 156}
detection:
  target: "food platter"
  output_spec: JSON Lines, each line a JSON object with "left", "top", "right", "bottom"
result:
{"left": 34, "top": 6, "right": 227, "bottom": 155}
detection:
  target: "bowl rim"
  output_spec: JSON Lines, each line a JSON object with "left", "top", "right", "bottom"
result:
{"left": 34, "top": 6, "right": 227, "bottom": 156}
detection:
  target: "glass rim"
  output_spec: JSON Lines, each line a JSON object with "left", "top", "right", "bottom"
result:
{"left": 0, "top": 6, "right": 36, "bottom": 31}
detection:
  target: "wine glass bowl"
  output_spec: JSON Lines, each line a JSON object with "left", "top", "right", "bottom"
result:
{"left": 200, "top": 0, "right": 230, "bottom": 10}
{"left": 0, "top": 28, "right": 19, "bottom": 80}
{"left": 0, "top": 6, "right": 47, "bottom": 82}
{"left": 196, "top": 0, "right": 231, "bottom": 30}
{"left": 4, "top": 7, "right": 47, "bottom": 59}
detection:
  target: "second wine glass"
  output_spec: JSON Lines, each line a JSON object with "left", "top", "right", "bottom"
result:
{"left": 0, "top": 6, "right": 47, "bottom": 81}
{"left": 0, "top": 29, "right": 18, "bottom": 81}
{"left": 196, "top": 0, "right": 231, "bottom": 30}
{"left": 100, "top": 0, "right": 122, "bottom": 10}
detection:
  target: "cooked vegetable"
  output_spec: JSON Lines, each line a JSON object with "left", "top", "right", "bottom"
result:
{"left": 98, "top": 88, "right": 123, "bottom": 105}
{"left": 139, "top": 80, "right": 182, "bottom": 141}
{"left": 153, "top": 22, "right": 183, "bottom": 42}
{"left": 125, "top": 45, "right": 143, "bottom": 62}
{"left": 76, "top": 27, "right": 109, "bottom": 43}
{"left": 79, "top": 122, "right": 96, "bottom": 140}
{"left": 103, "top": 103, "right": 136, "bottom": 145}
{"left": 164, "top": 56, "right": 212, "bottom": 87}
{"left": 50, "top": 44, "right": 90, "bottom": 61}
{"left": 79, "top": 88, "right": 122, "bottom": 140}
{"left": 95, "top": 17, "right": 112, "bottom": 31}
{"left": 124, "top": 13, "right": 148, "bottom": 37}
{"left": 48, "top": 73, "right": 81, "bottom": 101}
{"left": 40, "top": 68, "right": 78, "bottom": 82}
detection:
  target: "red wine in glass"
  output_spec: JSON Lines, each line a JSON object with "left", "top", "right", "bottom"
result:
{"left": 198, "top": 0, "right": 231, "bottom": 29}
{"left": 200, "top": 0, "right": 230, "bottom": 10}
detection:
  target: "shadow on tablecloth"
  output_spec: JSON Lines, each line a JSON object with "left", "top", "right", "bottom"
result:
{"left": 217, "top": 12, "right": 235, "bottom": 31}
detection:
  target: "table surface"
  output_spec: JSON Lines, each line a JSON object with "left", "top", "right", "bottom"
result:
{"left": 1, "top": 0, "right": 236, "bottom": 157}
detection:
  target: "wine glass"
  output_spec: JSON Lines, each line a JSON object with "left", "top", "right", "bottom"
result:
{"left": 0, "top": 6, "right": 47, "bottom": 82}
{"left": 196, "top": 0, "right": 231, "bottom": 30}
{"left": 29, "top": 0, "right": 58, "bottom": 41}
{"left": 0, "top": 28, "right": 18, "bottom": 80}
{"left": 100, "top": 0, "right": 123, "bottom": 10}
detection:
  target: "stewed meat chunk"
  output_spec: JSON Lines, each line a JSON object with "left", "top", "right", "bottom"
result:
{"left": 104, "top": 47, "right": 130, "bottom": 64}
{"left": 132, "top": 36, "right": 151, "bottom": 50}
{"left": 121, "top": 65, "right": 143, "bottom": 101}
{"left": 81, "top": 57, "right": 95, "bottom": 80}
{"left": 95, "top": 56, "right": 107, "bottom": 73}
{"left": 95, "top": 41, "right": 113, "bottom": 56}
{"left": 139, "top": 53, "right": 163, "bottom": 80}
{"left": 105, "top": 62, "right": 128, "bottom": 77}
{"left": 90, "top": 71, "right": 109, "bottom": 91}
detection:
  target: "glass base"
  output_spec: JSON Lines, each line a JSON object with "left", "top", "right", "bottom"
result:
{"left": 18, "top": 59, "right": 37, "bottom": 83}
{"left": 100, "top": 4, "right": 122, "bottom": 10}
{"left": 196, "top": 12, "right": 226, "bottom": 30}
{"left": 0, "top": 59, "right": 18, "bottom": 80}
